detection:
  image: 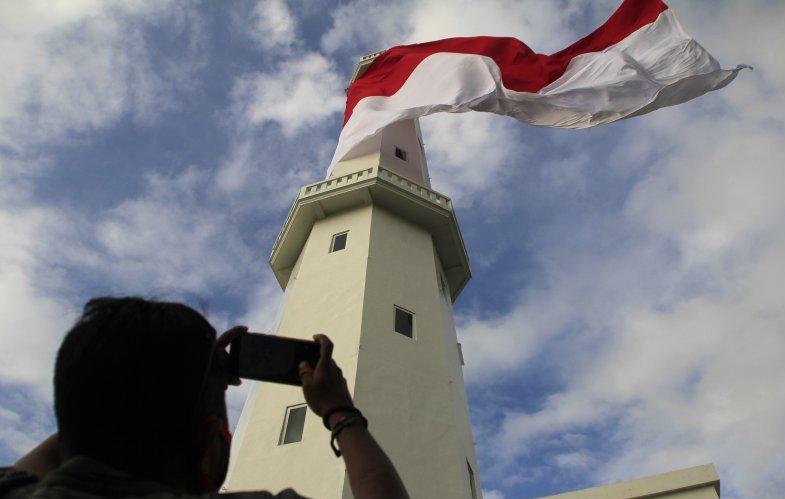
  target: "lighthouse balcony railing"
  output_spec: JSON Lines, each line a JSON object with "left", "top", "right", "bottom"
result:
{"left": 298, "top": 166, "right": 452, "bottom": 210}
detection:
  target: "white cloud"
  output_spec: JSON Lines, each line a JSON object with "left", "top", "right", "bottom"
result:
{"left": 483, "top": 489, "right": 505, "bottom": 499}
{"left": 320, "top": 0, "right": 411, "bottom": 56}
{"left": 0, "top": 161, "right": 268, "bottom": 394}
{"left": 238, "top": 279, "right": 285, "bottom": 334}
{"left": 423, "top": 113, "right": 527, "bottom": 205}
{"left": 0, "top": 393, "right": 56, "bottom": 456}
{"left": 244, "top": 0, "right": 298, "bottom": 52}
{"left": 405, "top": 0, "right": 595, "bottom": 52}
{"left": 219, "top": 46, "right": 346, "bottom": 202}
{"left": 230, "top": 52, "right": 345, "bottom": 136}
{"left": 213, "top": 135, "right": 319, "bottom": 207}
{"left": 94, "top": 167, "right": 258, "bottom": 294}
{"left": 322, "top": 0, "right": 613, "bottom": 56}
{"left": 216, "top": 139, "right": 256, "bottom": 193}
{"left": 0, "top": 266, "right": 72, "bottom": 391}
{"left": 0, "top": 0, "right": 204, "bottom": 150}
{"left": 488, "top": 222, "right": 785, "bottom": 495}
{"left": 0, "top": 157, "right": 286, "bottom": 459}
{"left": 554, "top": 451, "right": 594, "bottom": 470}
{"left": 0, "top": 154, "right": 85, "bottom": 393}
{"left": 457, "top": 2, "right": 785, "bottom": 494}
{"left": 0, "top": 209, "right": 76, "bottom": 392}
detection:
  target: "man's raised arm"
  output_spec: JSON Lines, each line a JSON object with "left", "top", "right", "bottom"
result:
{"left": 299, "top": 335, "right": 409, "bottom": 499}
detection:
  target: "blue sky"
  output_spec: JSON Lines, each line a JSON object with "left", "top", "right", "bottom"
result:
{"left": 1, "top": 1, "right": 784, "bottom": 498}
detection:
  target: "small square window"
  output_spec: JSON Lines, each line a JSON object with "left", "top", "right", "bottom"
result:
{"left": 394, "top": 306, "right": 414, "bottom": 338}
{"left": 279, "top": 404, "right": 307, "bottom": 445}
{"left": 394, "top": 146, "right": 407, "bottom": 161}
{"left": 330, "top": 232, "right": 348, "bottom": 252}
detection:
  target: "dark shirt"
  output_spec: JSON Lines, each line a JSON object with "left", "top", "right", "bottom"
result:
{"left": 0, "top": 457, "right": 307, "bottom": 499}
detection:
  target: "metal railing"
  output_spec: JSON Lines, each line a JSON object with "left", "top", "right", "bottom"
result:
{"left": 298, "top": 166, "right": 452, "bottom": 209}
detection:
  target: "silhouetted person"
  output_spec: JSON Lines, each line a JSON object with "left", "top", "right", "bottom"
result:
{"left": 0, "top": 297, "right": 409, "bottom": 499}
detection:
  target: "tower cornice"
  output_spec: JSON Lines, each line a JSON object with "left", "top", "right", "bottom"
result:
{"left": 270, "top": 165, "right": 471, "bottom": 301}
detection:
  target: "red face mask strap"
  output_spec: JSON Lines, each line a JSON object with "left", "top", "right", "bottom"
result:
{"left": 219, "top": 420, "right": 233, "bottom": 446}
{"left": 198, "top": 413, "right": 231, "bottom": 445}
{"left": 194, "top": 413, "right": 233, "bottom": 493}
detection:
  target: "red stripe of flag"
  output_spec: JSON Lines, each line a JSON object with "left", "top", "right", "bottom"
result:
{"left": 344, "top": 0, "right": 668, "bottom": 125}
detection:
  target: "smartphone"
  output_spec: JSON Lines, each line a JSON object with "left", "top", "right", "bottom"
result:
{"left": 228, "top": 332, "right": 320, "bottom": 386}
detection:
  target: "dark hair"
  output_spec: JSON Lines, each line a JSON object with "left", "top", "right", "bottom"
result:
{"left": 54, "top": 297, "right": 216, "bottom": 478}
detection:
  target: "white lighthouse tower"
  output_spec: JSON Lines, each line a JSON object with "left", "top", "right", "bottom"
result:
{"left": 224, "top": 53, "right": 482, "bottom": 499}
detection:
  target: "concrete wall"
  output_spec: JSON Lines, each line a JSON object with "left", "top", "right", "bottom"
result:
{"left": 330, "top": 119, "right": 430, "bottom": 187}
{"left": 378, "top": 119, "right": 430, "bottom": 187}
{"left": 224, "top": 205, "right": 373, "bottom": 495}
{"left": 225, "top": 200, "right": 481, "bottom": 498}
{"left": 542, "top": 464, "right": 720, "bottom": 499}
{"left": 353, "top": 205, "right": 480, "bottom": 498}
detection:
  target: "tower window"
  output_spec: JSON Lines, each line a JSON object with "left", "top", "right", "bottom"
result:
{"left": 330, "top": 231, "right": 348, "bottom": 252}
{"left": 394, "top": 146, "right": 407, "bottom": 161}
{"left": 394, "top": 306, "right": 414, "bottom": 338}
{"left": 467, "top": 460, "right": 477, "bottom": 499}
{"left": 279, "top": 404, "right": 307, "bottom": 445}
{"left": 457, "top": 342, "right": 465, "bottom": 366}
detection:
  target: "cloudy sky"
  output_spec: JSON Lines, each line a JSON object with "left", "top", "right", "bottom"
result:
{"left": 1, "top": 0, "right": 783, "bottom": 497}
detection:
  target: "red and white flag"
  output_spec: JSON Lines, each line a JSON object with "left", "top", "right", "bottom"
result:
{"left": 329, "top": 0, "right": 747, "bottom": 171}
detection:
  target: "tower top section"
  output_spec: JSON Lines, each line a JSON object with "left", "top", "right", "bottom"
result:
{"left": 271, "top": 164, "right": 471, "bottom": 302}
{"left": 330, "top": 52, "right": 431, "bottom": 188}
{"left": 348, "top": 51, "right": 384, "bottom": 86}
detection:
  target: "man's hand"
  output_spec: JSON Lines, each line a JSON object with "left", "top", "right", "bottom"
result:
{"left": 299, "top": 335, "right": 410, "bottom": 499}
{"left": 215, "top": 325, "right": 247, "bottom": 387}
{"left": 298, "top": 334, "right": 353, "bottom": 418}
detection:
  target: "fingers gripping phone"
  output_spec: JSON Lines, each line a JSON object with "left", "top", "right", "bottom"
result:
{"left": 228, "top": 332, "right": 320, "bottom": 386}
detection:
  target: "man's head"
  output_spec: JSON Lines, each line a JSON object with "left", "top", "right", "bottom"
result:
{"left": 54, "top": 297, "right": 229, "bottom": 490}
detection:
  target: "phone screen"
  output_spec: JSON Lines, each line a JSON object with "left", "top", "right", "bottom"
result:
{"left": 229, "top": 333, "right": 320, "bottom": 386}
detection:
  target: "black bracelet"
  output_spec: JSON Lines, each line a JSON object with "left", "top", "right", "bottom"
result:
{"left": 322, "top": 406, "right": 362, "bottom": 430}
{"left": 330, "top": 414, "right": 369, "bottom": 457}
